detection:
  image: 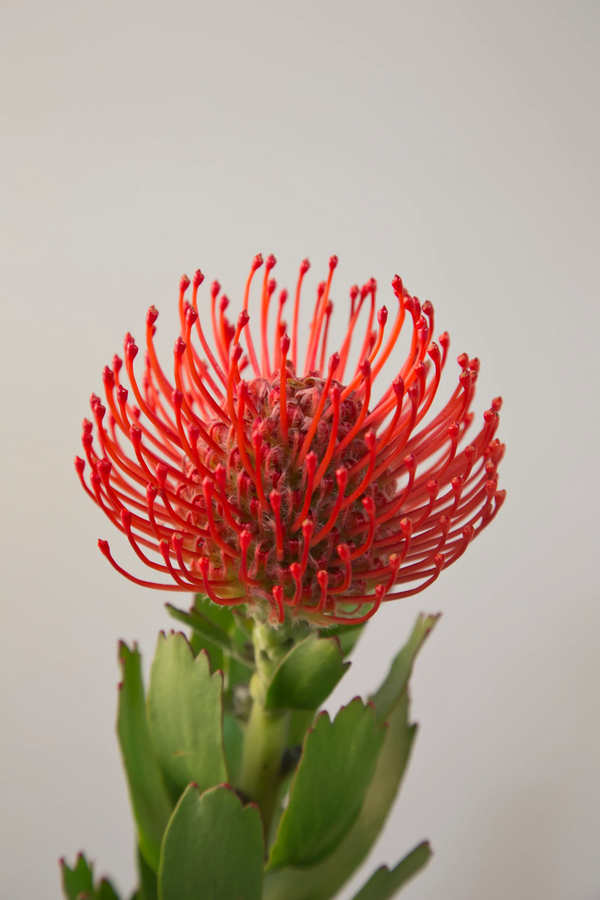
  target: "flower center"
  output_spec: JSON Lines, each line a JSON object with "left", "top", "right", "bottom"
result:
{"left": 178, "top": 370, "right": 397, "bottom": 614}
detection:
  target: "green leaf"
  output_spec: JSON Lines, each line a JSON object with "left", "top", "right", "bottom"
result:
{"left": 265, "top": 632, "right": 350, "bottom": 711}
{"left": 97, "top": 880, "right": 121, "bottom": 900}
{"left": 350, "top": 842, "right": 433, "bottom": 899}
{"left": 223, "top": 711, "right": 244, "bottom": 783}
{"left": 147, "top": 632, "right": 227, "bottom": 794}
{"left": 267, "top": 698, "right": 386, "bottom": 870}
{"left": 322, "top": 622, "right": 365, "bottom": 657}
{"left": 287, "top": 709, "right": 316, "bottom": 747}
{"left": 370, "top": 614, "right": 440, "bottom": 726}
{"left": 262, "top": 609, "right": 436, "bottom": 900}
{"left": 117, "top": 643, "right": 173, "bottom": 872}
{"left": 61, "top": 854, "right": 94, "bottom": 900}
{"left": 264, "top": 697, "right": 416, "bottom": 899}
{"left": 137, "top": 845, "right": 158, "bottom": 900}
{"left": 165, "top": 603, "right": 254, "bottom": 671}
{"left": 194, "top": 591, "right": 238, "bottom": 630}
{"left": 158, "top": 784, "right": 264, "bottom": 900}
{"left": 60, "top": 857, "right": 122, "bottom": 900}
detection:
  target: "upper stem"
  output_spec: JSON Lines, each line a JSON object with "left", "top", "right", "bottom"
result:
{"left": 237, "top": 620, "right": 309, "bottom": 839}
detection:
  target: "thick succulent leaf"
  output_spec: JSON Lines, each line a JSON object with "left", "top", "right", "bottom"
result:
{"left": 194, "top": 592, "right": 238, "bottom": 631}
{"left": 350, "top": 841, "right": 432, "bottom": 899}
{"left": 170, "top": 594, "right": 235, "bottom": 672}
{"left": 322, "top": 622, "right": 365, "bottom": 657}
{"left": 265, "top": 632, "right": 350, "bottom": 711}
{"left": 287, "top": 709, "right": 316, "bottom": 747}
{"left": 96, "top": 880, "right": 122, "bottom": 900}
{"left": 263, "top": 692, "right": 417, "bottom": 900}
{"left": 137, "top": 846, "right": 158, "bottom": 900}
{"left": 370, "top": 614, "right": 439, "bottom": 726}
{"left": 60, "top": 856, "right": 122, "bottom": 900}
{"left": 158, "top": 784, "right": 264, "bottom": 900}
{"left": 165, "top": 603, "right": 254, "bottom": 672}
{"left": 267, "top": 698, "right": 386, "bottom": 870}
{"left": 147, "top": 633, "right": 227, "bottom": 794}
{"left": 117, "top": 643, "right": 173, "bottom": 872}
{"left": 223, "top": 711, "right": 244, "bottom": 782}
{"left": 227, "top": 619, "right": 255, "bottom": 689}
{"left": 61, "top": 854, "right": 95, "bottom": 899}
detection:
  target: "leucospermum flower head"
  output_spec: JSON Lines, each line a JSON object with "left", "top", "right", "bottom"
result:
{"left": 76, "top": 255, "right": 505, "bottom": 626}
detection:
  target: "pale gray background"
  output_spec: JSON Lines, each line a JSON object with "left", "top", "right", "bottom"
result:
{"left": 1, "top": 1, "right": 598, "bottom": 898}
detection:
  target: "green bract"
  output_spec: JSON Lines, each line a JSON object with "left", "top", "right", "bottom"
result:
{"left": 61, "top": 598, "right": 439, "bottom": 900}
{"left": 147, "top": 633, "right": 227, "bottom": 793}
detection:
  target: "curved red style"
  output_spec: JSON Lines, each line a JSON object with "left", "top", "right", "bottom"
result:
{"left": 76, "top": 256, "right": 505, "bottom": 625}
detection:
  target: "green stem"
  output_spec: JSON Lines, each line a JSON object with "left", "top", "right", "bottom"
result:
{"left": 238, "top": 697, "right": 289, "bottom": 839}
{"left": 237, "top": 621, "right": 308, "bottom": 838}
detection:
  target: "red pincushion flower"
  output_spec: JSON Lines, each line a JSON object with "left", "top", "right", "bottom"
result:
{"left": 75, "top": 255, "right": 505, "bottom": 626}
